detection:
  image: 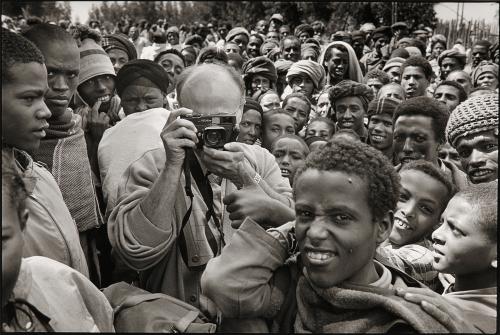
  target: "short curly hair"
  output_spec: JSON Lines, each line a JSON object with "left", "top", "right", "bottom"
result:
{"left": 280, "top": 35, "right": 300, "bottom": 50}
{"left": 329, "top": 80, "right": 374, "bottom": 112}
{"left": 393, "top": 96, "right": 449, "bottom": 144}
{"left": 364, "top": 69, "right": 391, "bottom": 85}
{"left": 400, "top": 159, "right": 456, "bottom": 205}
{"left": 434, "top": 80, "right": 467, "bottom": 105}
{"left": 456, "top": 181, "right": 497, "bottom": 242}
{"left": 401, "top": 56, "right": 434, "bottom": 81}
{"left": 2, "top": 28, "right": 45, "bottom": 84}
{"left": 294, "top": 138, "right": 401, "bottom": 222}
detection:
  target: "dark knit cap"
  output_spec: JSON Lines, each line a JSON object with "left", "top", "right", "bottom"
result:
{"left": 351, "top": 30, "right": 366, "bottom": 41}
{"left": 102, "top": 33, "right": 138, "bottom": 60}
{"left": 116, "top": 59, "right": 170, "bottom": 96}
{"left": 391, "top": 47, "right": 410, "bottom": 59}
{"left": 294, "top": 24, "right": 314, "bottom": 38}
{"left": 244, "top": 98, "right": 264, "bottom": 116}
{"left": 446, "top": 94, "right": 498, "bottom": 147}
{"left": 437, "top": 49, "right": 467, "bottom": 67}
{"left": 372, "top": 26, "right": 392, "bottom": 41}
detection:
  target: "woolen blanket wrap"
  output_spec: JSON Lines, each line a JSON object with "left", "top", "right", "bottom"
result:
{"left": 35, "top": 112, "right": 102, "bottom": 232}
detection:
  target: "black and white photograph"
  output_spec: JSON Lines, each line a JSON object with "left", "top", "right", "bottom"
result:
{"left": 1, "top": 1, "right": 498, "bottom": 332}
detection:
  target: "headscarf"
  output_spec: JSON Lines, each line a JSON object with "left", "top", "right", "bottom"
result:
{"left": 196, "top": 46, "right": 228, "bottom": 65}
{"left": 274, "top": 59, "right": 294, "bottom": 75}
{"left": 301, "top": 43, "right": 321, "bottom": 60}
{"left": 372, "top": 26, "right": 391, "bottom": 41}
{"left": 328, "top": 80, "right": 374, "bottom": 111}
{"left": 226, "top": 27, "right": 250, "bottom": 43}
{"left": 294, "top": 23, "right": 314, "bottom": 38}
{"left": 115, "top": 59, "right": 170, "bottom": 96}
{"left": 437, "top": 49, "right": 467, "bottom": 67}
{"left": 471, "top": 61, "right": 499, "bottom": 85}
{"left": 242, "top": 56, "right": 278, "bottom": 84}
{"left": 286, "top": 60, "right": 326, "bottom": 90}
{"left": 101, "top": 33, "right": 138, "bottom": 60}
{"left": 318, "top": 41, "right": 364, "bottom": 83}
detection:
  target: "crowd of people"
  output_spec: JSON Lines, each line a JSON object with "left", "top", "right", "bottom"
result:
{"left": 1, "top": 10, "right": 498, "bottom": 332}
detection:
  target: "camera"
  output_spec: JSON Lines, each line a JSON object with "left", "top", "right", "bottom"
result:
{"left": 181, "top": 113, "right": 237, "bottom": 149}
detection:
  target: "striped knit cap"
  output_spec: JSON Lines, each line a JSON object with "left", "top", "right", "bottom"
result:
{"left": 446, "top": 94, "right": 498, "bottom": 147}
{"left": 367, "top": 97, "right": 400, "bottom": 118}
{"left": 78, "top": 37, "right": 115, "bottom": 86}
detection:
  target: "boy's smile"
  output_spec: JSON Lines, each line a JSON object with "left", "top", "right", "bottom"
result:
{"left": 295, "top": 169, "right": 380, "bottom": 288}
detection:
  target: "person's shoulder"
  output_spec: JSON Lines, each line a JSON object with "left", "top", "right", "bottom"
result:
{"left": 24, "top": 256, "right": 79, "bottom": 276}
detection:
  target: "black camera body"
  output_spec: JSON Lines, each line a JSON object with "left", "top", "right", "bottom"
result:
{"left": 182, "top": 113, "right": 237, "bottom": 149}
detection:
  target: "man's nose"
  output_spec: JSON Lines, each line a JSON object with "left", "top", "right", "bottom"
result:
{"left": 468, "top": 149, "right": 486, "bottom": 168}
{"left": 403, "top": 138, "right": 413, "bottom": 153}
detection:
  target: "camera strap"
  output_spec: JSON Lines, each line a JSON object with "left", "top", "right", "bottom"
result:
{"left": 179, "top": 149, "right": 224, "bottom": 270}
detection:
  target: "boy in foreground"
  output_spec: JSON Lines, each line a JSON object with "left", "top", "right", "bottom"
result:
{"left": 202, "top": 138, "right": 471, "bottom": 332}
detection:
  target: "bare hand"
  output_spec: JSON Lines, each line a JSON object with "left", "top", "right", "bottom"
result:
{"left": 223, "top": 184, "right": 271, "bottom": 229}
{"left": 107, "top": 95, "right": 122, "bottom": 125}
{"left": 88, "top": 100, "right": 111, "bottom": 141}
{"left": 201, "top": 142, "right": 256, "bottom": 188}
{"left": 161, "top": 108, "right": 198, "bottom": 167}
{"left": 395, "top": 287, "right": 476, "bottom": 332}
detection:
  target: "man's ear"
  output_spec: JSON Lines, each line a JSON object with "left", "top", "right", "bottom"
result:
{"left": 376, "top": 210, "right": 394, "bottom": 245}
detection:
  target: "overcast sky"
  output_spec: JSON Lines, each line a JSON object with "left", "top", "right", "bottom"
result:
{"left": 70, "top": 2, "right": 499, "bottom": 25}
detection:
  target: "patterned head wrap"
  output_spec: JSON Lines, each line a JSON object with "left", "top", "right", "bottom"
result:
{"left": 286, "top": 60, "right": 326, "bottom": 90}
{"left": 116, "top": 59, "right": 170, "bottom": 96}
{"left": 328, "top": 80, "right": 374, "bottom": 111}
{"left": 471, "top": 61, "right": 498, "bottom": 86}
{"left": 242, "top": 56, "right": 278, "bottom": 83}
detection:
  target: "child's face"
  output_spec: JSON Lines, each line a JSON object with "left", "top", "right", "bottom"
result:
{"left": 272, "top": 138, "right": 307, "bottom": 185}
{"left": 2, "top": 189, "right": 25, "bottom": 307}
{"left": 390, "top": 169, "right": 449, "bottom": 246}
{"left": 283, "top": 97, "right": 310, "bottom": 132}
{"left": 306, "top": 121, "right": 333, "bottom": 140}
{"left": 432, "top": 196, "right": 496, "bottom": 274}
{"left": 262, "top": 114, "right": 295, "bottom": 150}
{"left": 295, "top": 169, "right": 387, "bottom": 288}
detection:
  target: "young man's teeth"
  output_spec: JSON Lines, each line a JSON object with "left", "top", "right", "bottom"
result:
{"left": 281, "top": 169, "right": 289, "bottom": 174}
{"left": 307, "top": 251, "right": 335, "bottom": 260}
{"left": 98, "top": 95, "right": 110, "bottom": 102}
{"left": 472, "top": 170, "right": 491, "bottom": 177}
{"left": 371, "top": 135, "right": 384, "bottom": 141}
{"left": 395, "top": 218, "right": 411, "bottom": 230}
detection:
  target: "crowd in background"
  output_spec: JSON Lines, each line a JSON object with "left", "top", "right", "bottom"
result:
{"left": 1, "top": 8, "right": 498, "bottom": 332}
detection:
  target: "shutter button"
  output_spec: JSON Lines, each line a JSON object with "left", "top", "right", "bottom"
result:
{"left": 192, "top": 255, "right": 200, "bottom": 262}
{"left": 189, "top": 295, "right": 197, "bottom": 303}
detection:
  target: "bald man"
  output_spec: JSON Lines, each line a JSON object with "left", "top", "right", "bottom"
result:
{"left": 107, "top": 63, "right": 293, "bottom": 317}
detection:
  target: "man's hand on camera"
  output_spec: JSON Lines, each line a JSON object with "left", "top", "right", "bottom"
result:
{"left": 201, "top": 142, "right": 256, "bottom": 189}
{"left": 161, "top": 108, "right": 198, "bottom": 167}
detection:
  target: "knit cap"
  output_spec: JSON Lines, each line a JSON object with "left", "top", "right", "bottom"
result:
{"left": 471, "top": 61, "right": 498, "bottom": 86}
{"left": 78, "top": 37, "right": 115, "bottom": 86}
{"left": 226, "top": 27, "right": 250, "bottom": 44}
{"left": 367, "top": 97, "right": 400, "bottom": 118}
{"left": 446, "top": 94, "right": 498, "bottom": 147}
{"left": 383, "top": 57, "right": 405, "bottom": 71}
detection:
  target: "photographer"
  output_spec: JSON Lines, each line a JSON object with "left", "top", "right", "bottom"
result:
{"left": 107, "top": 63, "right": 293, "bottom": 317}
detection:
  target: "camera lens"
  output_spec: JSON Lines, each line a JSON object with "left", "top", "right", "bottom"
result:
{"left": 205, "top": 130, "right": 223, "bottom": 146}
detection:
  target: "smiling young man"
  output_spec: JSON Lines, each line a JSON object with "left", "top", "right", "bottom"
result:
{"left": 202, "top": 138, "right": 471, "bottom": 332}
{"left": 446, "top": 94, "right": 498, "bottom": 184}
{"left": 397, "top": 181, "right": 497, "bottom": 333}
{"left": 377, "top": 160, "right": 456, "bottom": 291}
{"left": 367, "top": 97, "right": 399, "bottom": 161}
{"left": 329, "top": 80, "right": 374, "bottom": 142}
{"left": 2, "top": 28, "right": 89, "bottom": 277}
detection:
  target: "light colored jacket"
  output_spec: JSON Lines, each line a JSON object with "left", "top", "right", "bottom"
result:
{"left": 11, "top": 257, "right": 114, "bottom": 332}
{"left": 108, "top": 144, "right": 292, "bottom": 316}
{"left": 15, "top": 149, "right": 89, "bottom": 277}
